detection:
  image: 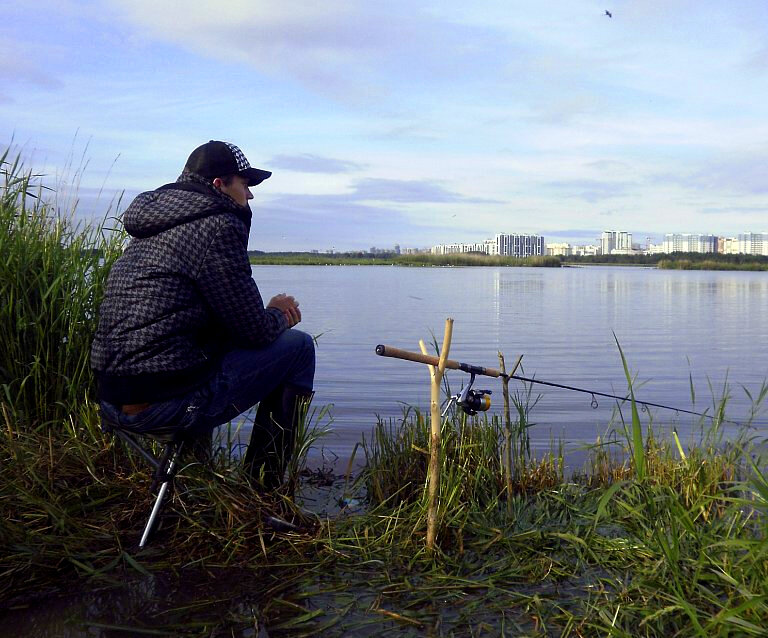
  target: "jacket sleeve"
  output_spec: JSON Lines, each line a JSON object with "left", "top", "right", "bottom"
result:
{"left": 196, "top": 217, "right": 287, "bottom": 347}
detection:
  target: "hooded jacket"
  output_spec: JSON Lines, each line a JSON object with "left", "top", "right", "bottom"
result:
{"left": 90, "top": 172, "right": 287, "bottom": 405}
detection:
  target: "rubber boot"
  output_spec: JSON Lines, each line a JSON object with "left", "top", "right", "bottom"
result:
{"left": 277, "top": 385, "right": 314, "bottom": 497}
{"left": 243, "top": 384, "right": 313, "bottom": 490}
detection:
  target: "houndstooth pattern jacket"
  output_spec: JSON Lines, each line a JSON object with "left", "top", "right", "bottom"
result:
{"left": 90, "top": 172, "right": 287, "bottom": 404}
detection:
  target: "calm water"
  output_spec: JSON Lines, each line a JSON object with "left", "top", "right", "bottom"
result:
{"left": 246, "top": 265, "right": 768, "bottom": 465}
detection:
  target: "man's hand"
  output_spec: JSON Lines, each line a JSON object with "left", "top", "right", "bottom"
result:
{"left": 268, "top": 293, "right": 302, "bottom": 327}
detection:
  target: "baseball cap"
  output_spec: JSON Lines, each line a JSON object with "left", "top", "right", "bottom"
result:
{"left": 184, "top": 140, "right": 272, "bottom": 186}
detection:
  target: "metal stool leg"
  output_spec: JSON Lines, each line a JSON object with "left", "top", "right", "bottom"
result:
{"left": 139, "top": 440, "right": 184, "bottom": 549}
{"left": 104, "top": 422, "right": 193, "bottom": 548}
{"left": 113, "top": 429, "right": 161, "bottom": 471}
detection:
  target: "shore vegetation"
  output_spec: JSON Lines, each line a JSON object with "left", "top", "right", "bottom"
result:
{"left": 657, "top": 257, "right": 768, "bottom": 271}
{"left": 2, "top": 152, "right": 768, "bottom": 636}
{"left": 565, "top": 252, "right": 768, "bottom": 270}
{"left": 250, "top": 251, "right": 561, "bottom": 267}
{"left": 249, "top": 250, "right": 768, "bottom": 271}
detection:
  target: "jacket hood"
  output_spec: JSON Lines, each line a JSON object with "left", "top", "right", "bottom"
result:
{"left": 123, "top": 176, "right": 251, "bottom": 238}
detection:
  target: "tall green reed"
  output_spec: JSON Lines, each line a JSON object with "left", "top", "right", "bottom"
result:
{"left": 614, "top": 333, "right": 646, "bottom": 480}
{"left": 0, "top": 149, "right": 125, "bottom": 428}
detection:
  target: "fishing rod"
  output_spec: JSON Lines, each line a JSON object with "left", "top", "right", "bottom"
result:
{"left": 375, "top": 344, "right": 756, "bottom": 427}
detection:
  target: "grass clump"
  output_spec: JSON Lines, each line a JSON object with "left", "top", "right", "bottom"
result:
{"left": 395, "top": 253, "right": 561, "bottom": 268}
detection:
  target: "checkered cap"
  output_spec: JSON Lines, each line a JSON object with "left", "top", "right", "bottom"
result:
{"left": 184, "top": 140, "right": 272, "bottom": 186}
{"left": 224, "top": 142, "right": 251, "bottom": 171}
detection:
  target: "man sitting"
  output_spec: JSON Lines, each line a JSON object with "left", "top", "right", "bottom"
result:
{"left": 91, "top": 140, "right": 315, "bottom": 488}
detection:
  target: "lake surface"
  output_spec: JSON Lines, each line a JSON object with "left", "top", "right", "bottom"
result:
{"left": 242, "top": 265, "right": 768, "bottom": 468}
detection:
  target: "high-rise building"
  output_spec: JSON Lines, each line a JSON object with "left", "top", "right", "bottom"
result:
{"left": 719, "top": 237, "right": 739, "bottom": 254}
{"left": 663, "top": 234, "right": 718, "bottom": 253}
{"left": 738, "top": 232, "right": 768, "bottom": 256}
{"left": 493, "top": 234, "right": 544, "bottom": 257}
{"left": 600, "top": 231, "right": 632, "bottom": 255}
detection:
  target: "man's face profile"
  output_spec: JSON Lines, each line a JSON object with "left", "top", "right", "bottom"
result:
{"left": 214, "top": 175, "right": 253, "bottom": 207}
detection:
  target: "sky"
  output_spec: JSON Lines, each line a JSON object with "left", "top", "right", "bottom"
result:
{"left": 2, "top": 0, "right": 768, "bottom": 252}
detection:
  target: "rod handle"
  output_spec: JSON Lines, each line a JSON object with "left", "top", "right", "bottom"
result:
{"left": 375, "top": 344, "right": 502, "bottom": 378}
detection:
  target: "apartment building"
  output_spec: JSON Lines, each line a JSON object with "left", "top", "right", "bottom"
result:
{"left": 546, "top": 242, "right": 571, "bottom": 256}
{"left": 433, "top": 234, "right": 544, "bottom": 257}
{"left": 493, "top": 234, "right": 545, "bottom": 257}
{"left": 432, "top": 239, "right": 495, "bottom": 255}
{"left": 718, "top": 237, "right": 739, "bottom": 255}
{"left": 572, "top": 244, "right": 600, "bottom": 257}
{"left": 738, "top": 232, "right": 768, "bottom": 256}
{"left": 601, "top": 231, "right": 632, "bottom": 255}
{"left": 663, "top": 233, "right": 718, "bottom": 253}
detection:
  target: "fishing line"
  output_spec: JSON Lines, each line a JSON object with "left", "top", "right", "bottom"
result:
{"left": 508, "top": 373, "right": 760, "bottom": 429}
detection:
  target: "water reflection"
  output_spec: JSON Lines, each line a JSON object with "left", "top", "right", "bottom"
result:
{"left": 3, "top": 570, "right": 268, "bottom": 637}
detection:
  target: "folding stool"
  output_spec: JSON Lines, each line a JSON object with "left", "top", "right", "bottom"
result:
{"left": 102, "top": 421, "right": 187, "bottom": 548}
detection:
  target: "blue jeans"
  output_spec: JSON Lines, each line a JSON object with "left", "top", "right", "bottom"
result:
{"left": 100, "top": 329, "right": 315, "bottom": 439}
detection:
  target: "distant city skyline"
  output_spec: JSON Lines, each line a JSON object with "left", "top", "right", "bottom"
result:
{"left": 279, "top": 225, "right": 768, "bottom": 256}
{"left": 3, "top": 2, "right": 768, "bottom": 252}
{"left": 429, "top": 230, "right": 768, "bottom": 257}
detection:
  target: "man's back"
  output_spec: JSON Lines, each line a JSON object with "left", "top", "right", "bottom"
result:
{"left": 91, "top": 175, "right": 285, "bottom": 405}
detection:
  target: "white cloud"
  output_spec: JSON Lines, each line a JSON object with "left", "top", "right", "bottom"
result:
{"left": 106, "top": 1, "right": 460, "bottom": 101}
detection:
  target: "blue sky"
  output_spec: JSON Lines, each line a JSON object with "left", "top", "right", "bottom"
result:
{"left": 2, "top": 0, "right": 768, "bottom": 251}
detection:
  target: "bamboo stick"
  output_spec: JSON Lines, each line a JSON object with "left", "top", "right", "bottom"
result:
{"left": 498, "top": 353, "right": 522, "bottom": 515}
{"left": 498, "top": 352, "right": 513, "bottom": 515}
{"left": 419, "top": 318, "right": 453, "bottom": 551}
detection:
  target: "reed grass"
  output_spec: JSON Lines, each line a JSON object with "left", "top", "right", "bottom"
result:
{"left": 0, "top": 150, "right": 124, "bottom": 428}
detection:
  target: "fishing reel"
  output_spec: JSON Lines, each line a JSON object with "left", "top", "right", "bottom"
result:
{"left": 445, "top": 372, "right": 492, "bottom": 416}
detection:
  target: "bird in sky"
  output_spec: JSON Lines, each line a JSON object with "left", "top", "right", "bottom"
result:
{"left": 605, "top": 10, "right": 612, "bottom": 18}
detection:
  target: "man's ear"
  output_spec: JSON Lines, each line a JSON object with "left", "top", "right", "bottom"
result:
{"left": 212, "top": 177, "right": 223, "bottom": 190}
